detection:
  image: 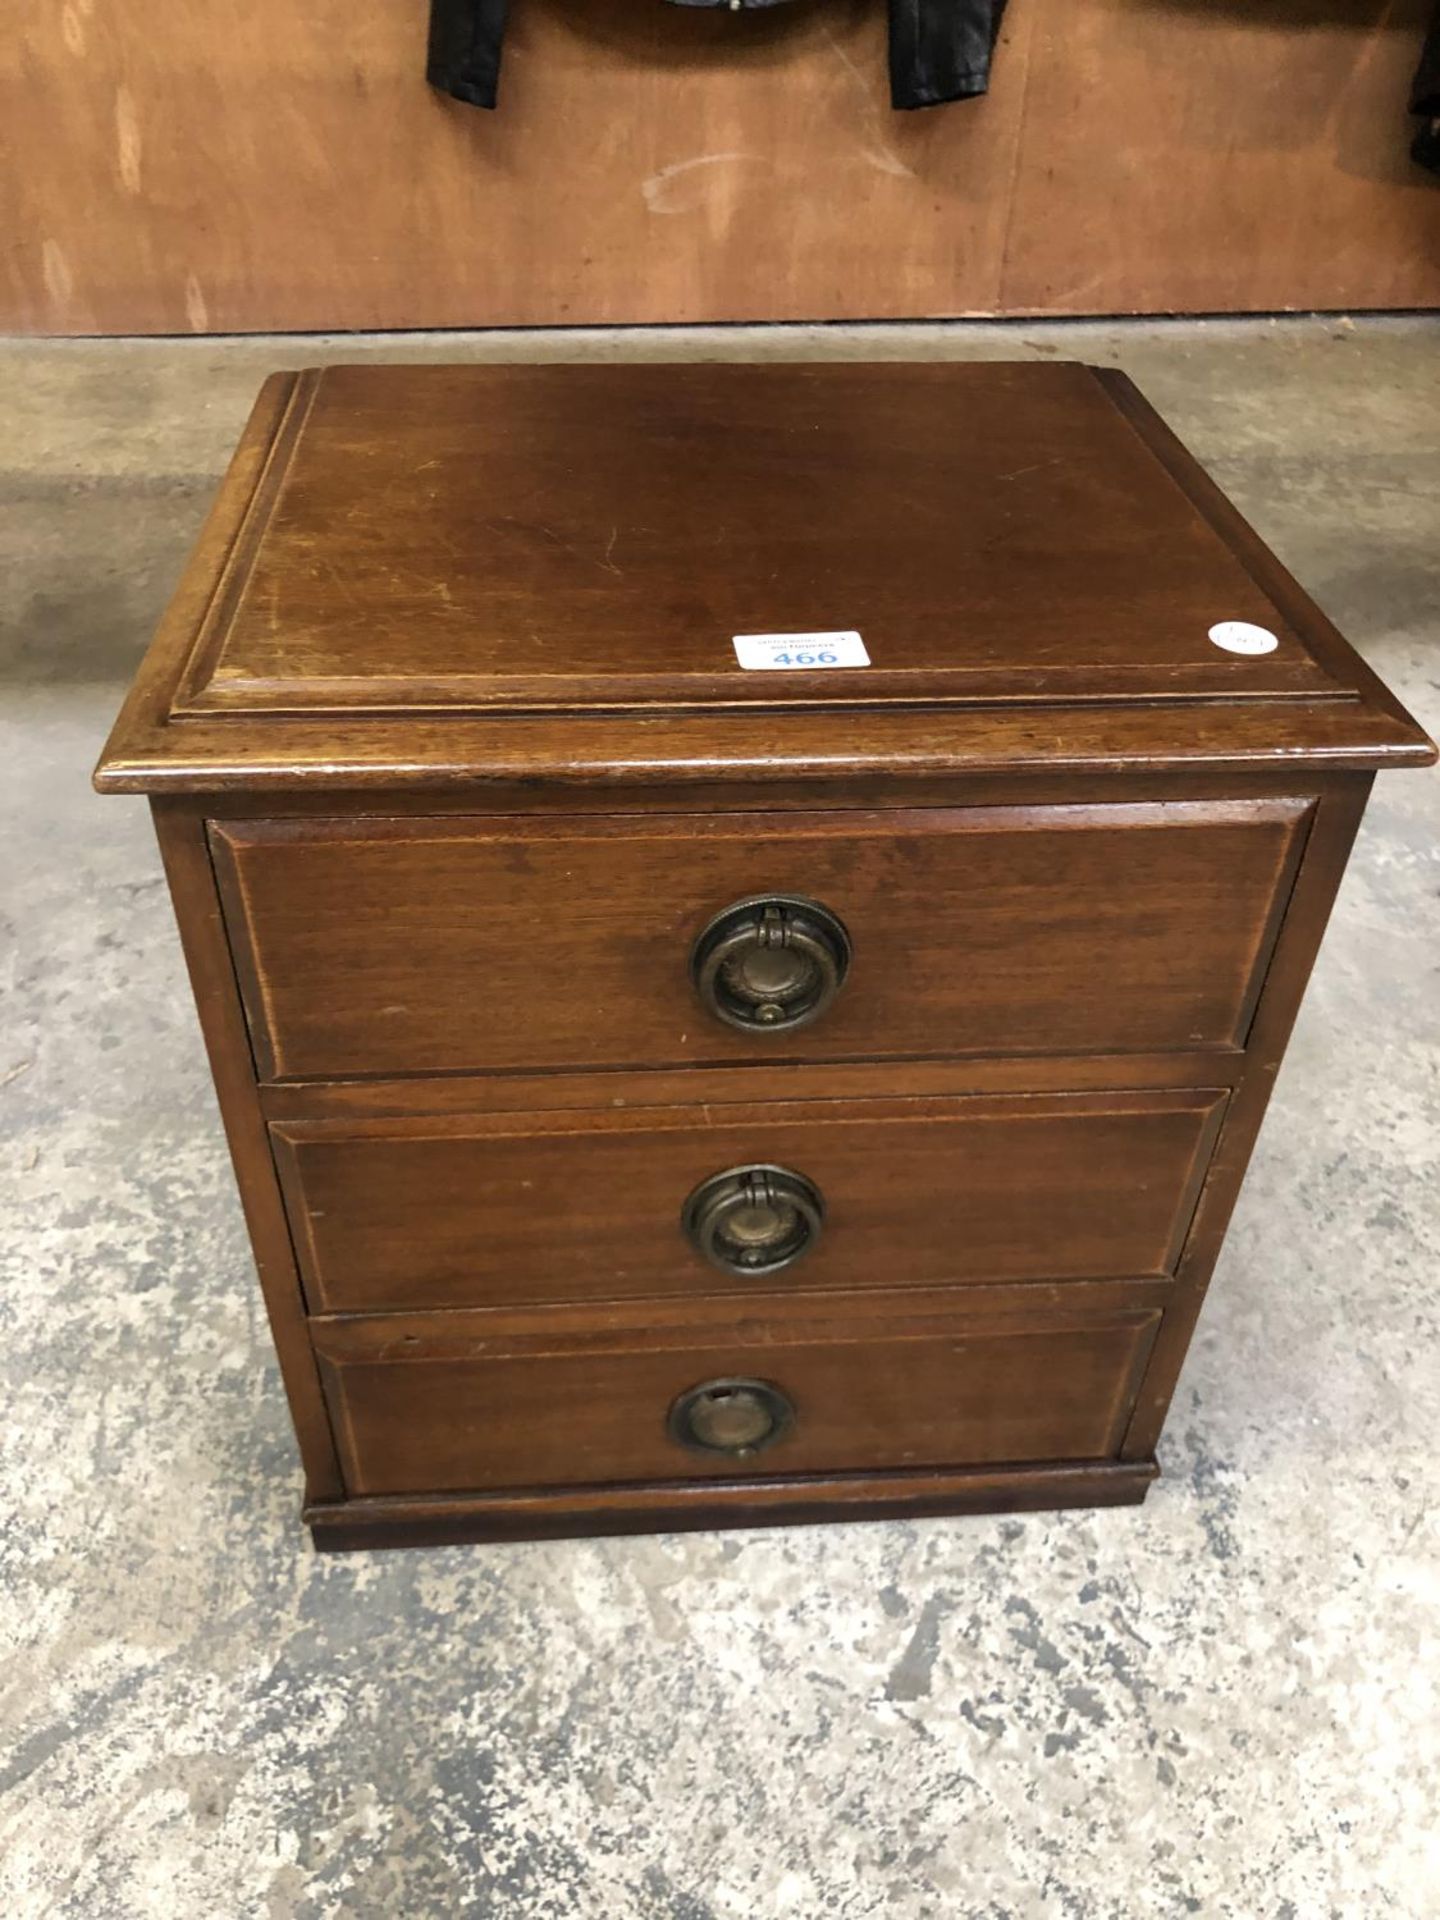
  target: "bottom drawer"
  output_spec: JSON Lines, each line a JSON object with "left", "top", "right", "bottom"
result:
{"left": 312, "top": 1292, "right": 1162, "bottom": 1498}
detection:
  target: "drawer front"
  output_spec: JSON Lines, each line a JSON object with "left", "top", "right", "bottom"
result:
{"left": 212, "top": 800, "right": 1310, "bottom": 1081}
{"left": 274, "top": 1088, "right": 1226, "bottom": 1314}
{"left": 313, "top": 1295, "right": 1163, "bottom": 1496}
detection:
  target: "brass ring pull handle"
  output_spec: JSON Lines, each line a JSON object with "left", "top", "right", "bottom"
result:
{"left": 682, "top": 1163, "right": 825, "bottom": 1276}
{"left": 690, "top": 894, "right": 852, "bottom": 1033}
{"left": 667, "top": 1378, "right": 795, "bottom": 1458}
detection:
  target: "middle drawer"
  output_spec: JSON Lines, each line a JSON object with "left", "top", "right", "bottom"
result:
{"left": 272, "top": 1086, "right": 1225, "bottom": 1314}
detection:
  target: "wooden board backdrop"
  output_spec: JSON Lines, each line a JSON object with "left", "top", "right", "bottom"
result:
{"left": 3, "top": 0, "right": 1438, "bottom": 331}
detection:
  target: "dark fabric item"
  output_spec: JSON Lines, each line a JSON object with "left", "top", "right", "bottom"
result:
{"left": 1412, "top": 4, "right": 1440, "bottom": 174}
{"left": 426, "top": 0, "right": 1006, "bottom": 113}
{"left": 888, "top": 0, "right": 1007, "bottom": 110}
{"left": 428, "top": 0, "right": 510, "bottom": 110}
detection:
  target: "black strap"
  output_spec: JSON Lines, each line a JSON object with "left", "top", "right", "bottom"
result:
{"left": 427, "top": 0, "right": 1007, "bottom": 113}
{"left": 428, "top": 0, "right": 511, "bottom": 110}
{"left": 888, "top": 0, "right": 1007, "bottom": 110}
{"left": 1412, "top": 4, "right": 1440, "bottom": 175}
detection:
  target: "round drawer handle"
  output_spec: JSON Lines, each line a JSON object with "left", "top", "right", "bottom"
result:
{"left": 690, "top": 894, "right": 852, "bottom": 1034}
{"left": 668, "top": 1378, "right": 795, "bottom": 1458}
{"left": 682, "top": 1163, "right": 825, "bottom": 1276}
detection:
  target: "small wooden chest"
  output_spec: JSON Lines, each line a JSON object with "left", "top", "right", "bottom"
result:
{"left": 96, "top": 362, "right": 1434, "bottom": 1550}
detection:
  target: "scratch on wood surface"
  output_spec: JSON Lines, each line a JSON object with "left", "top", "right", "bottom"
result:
{"left": 998, "top": 458, "right": 1062, "bottom": 483}
{"left": 1052, "top": 271, "right": 1108, "bottom": 309}
{"left": 41, "top": 240, "right": 74, "bottom": 312}
{"left": 184, "top": 274, "right": 209, "bottom": 332}
{"left": 642, "top": 152, "right": 759, "bottom": 215}
{"left": 822, "top": 26, "right": 914, "bottom": 178}
{"left": 524, "top": 517, "right": 627, "bottom": 579}
{"left": 115, "top": 86, "right": 142, "bottom": 194}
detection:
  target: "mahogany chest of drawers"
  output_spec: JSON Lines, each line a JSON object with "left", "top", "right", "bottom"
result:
{"left": 95, "top": 361, "right": 1434, "bottom": 1550}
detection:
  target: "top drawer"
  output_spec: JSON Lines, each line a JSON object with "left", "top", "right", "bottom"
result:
{"left": 210, "top": 800, "right": 1310, "bottom": 1082}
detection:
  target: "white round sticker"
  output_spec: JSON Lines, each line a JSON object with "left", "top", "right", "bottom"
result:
{"left": 1208, "top": 620, "right": 1279, "bottom": 656}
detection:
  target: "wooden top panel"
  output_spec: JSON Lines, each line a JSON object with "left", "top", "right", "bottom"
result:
{"left": 95, "top": 362, "right": 1435, "bottom": 790}
{"left": 179, "top": 360, "right": 1336, "bottom": 713}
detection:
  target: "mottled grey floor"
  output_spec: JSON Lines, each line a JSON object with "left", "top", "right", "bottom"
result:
{"left": 2, "top": 320, "right": 1438, "bottom": 1919}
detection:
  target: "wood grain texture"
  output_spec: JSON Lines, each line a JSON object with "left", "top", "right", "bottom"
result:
{"left": 2, "top": 0, "right": 1028, "bottom": 333}
{"left": 92, "top": 367, "right": 1437, "bottom": 794}
{"left": 256, "top": 1051, "right": 1252, "bottom": 1122}
{"left": 163, "top": 766, "right": 1387, "bottom": 820}
{"left": 305, "top": 1457, "right": 1160, "bottom": 1549}
{"left": 1097, "top": 371, "right": 1440, "bottom": 748}
{"left": 1120, "top": 778, "right": 1376, "bottom": 1458}
{"left": 1002, "top": 0, "right": 1440, "bottom": 315}
{"left": 96, "top": 699, "right": 1439, "bottom": 793}
{"left": 311, "top": 1287, "right": 1164, "bottom": 1496}
{"left": 271, "top": 1087, "right": 1226, "bottom": 1312}
{"left": 91, "top": 366, "right": 1432, "bottom": 1550}
{"left": 172, "top": 364, "right": 1341, "bottom": 715}
{"left": 7, "top": 0, "right": 1438, "bottom": 332}
{"left": 149, "top": 802, "right": 344, "bottom": 1503}
{"left": 209, "top": 800, "right": 1311, "bottom": 1079}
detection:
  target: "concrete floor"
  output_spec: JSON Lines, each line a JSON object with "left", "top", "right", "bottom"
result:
{"left": 2, "top": 318, "right": 1438, "bottom": 1919}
